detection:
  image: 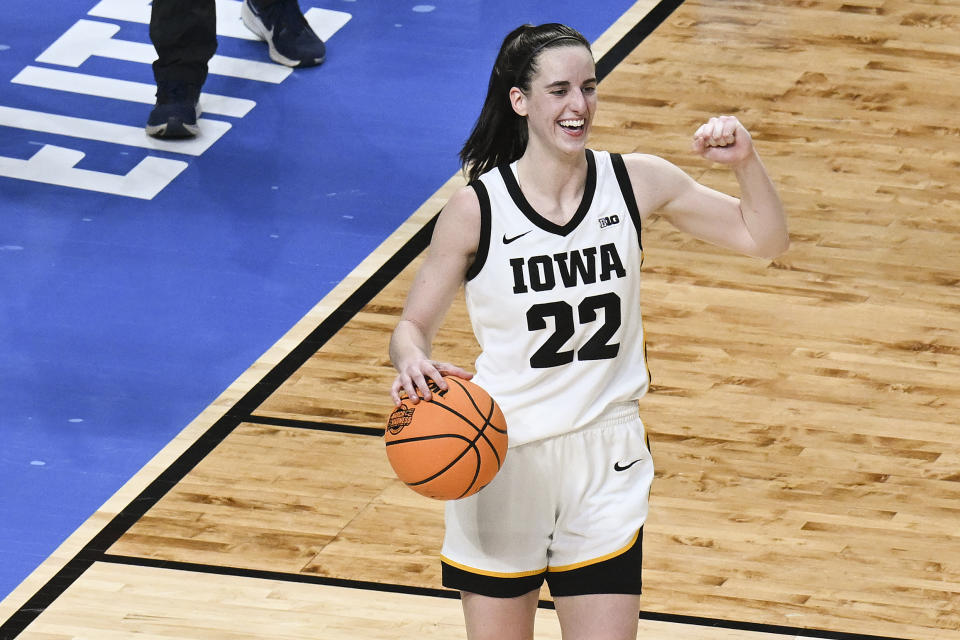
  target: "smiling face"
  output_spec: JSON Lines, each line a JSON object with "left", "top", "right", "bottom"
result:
{"left": 510, "top": 44, "right": 597, "bottom": 157}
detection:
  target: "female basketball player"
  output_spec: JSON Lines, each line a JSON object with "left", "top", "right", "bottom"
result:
{"left": 389, "top": 23, "right": 788, "bottom": 640}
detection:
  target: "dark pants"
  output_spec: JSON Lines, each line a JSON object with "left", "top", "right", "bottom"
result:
{"left": 150, "top": 0, "right": 285, "bottom": 86}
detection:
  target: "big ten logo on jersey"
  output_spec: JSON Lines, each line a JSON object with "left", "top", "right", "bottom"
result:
{"left": 599, "top": 214, "right": 621, "bottom": 228}
{"left": 508, "top": 243, "right": 626, "bottom": 294}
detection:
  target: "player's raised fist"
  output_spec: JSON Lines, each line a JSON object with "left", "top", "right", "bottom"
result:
{"left": 692, "top": 115, "right": 754, "bottom": 165}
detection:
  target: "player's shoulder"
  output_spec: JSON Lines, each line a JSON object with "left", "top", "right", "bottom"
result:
{"left": 446, "top": 183, "right": 482, "bottom": 213}
{"left": 435, "top": 184, "right": 483, "bottom": 245}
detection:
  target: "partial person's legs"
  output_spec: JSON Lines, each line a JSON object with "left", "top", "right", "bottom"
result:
{"left": 146, "top": 0, "right": 216, "bottom": 137}
{"left": 242, "top": 0, "right": 325, "bottom": 67}
{"left": 554, "top": 594, "right": 641, "bottom": 640}
{"left": 461, "top": 589, "right": 540, "bottom": 640}
{"left": 150, "top": 0, "right": 216, "bottom": 87}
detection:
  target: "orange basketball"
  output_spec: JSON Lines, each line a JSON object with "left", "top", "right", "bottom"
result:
{"left": 385, "top": 376, "right": 507, "bottom": 500}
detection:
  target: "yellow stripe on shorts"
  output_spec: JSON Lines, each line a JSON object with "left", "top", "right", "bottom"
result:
{"left": 440, "top": 555, "right": 547, "bottom": 578}
{"left": 547, "top": 529, "right": 640, "bottom": 573}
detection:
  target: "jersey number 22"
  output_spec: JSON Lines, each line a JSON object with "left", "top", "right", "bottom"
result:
{"left": 526, "top": 292, "right": 621, "bottom": 368}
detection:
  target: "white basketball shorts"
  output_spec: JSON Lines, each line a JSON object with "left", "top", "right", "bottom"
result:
{"left": 440, "top": 402, "right": 654, "bottom": 597}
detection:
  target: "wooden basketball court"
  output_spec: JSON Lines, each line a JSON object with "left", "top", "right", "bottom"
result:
{"left": 3, "top": 0, "right": 959, "bottom": 638}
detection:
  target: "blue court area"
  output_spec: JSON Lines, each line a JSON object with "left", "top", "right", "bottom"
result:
{"left": 0, "top": 0, "right": 636, "bottom": 601}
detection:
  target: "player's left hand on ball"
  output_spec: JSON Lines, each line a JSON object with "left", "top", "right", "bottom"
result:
{"left": 691, "top": 115, "right": 753, "bottom": 165}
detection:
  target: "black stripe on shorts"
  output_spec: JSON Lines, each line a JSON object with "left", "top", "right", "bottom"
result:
{"left": 546, "top": 527, "right": 644, "bottom": 597}
{"left": 441, "top": 562, "right": 547, "bottom": 599}
{"left": 441, "top": 528, "right": 643, "bottom": 599}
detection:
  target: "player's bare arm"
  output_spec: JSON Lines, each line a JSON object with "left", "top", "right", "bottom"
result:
{"left": 389, "top": 186, "right": 480, "bottom": 405}
{"left": 625, "top": 115, "right": 789, "bottom": 259}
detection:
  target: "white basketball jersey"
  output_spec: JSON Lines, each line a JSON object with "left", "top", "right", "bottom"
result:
{"left": 464, "top": 150, "right": 649, "bottom": 447}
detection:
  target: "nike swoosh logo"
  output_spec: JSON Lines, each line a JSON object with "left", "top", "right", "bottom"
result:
{"left": 614, "top": 459, "right": 643, "bottom": 472}
{"left": 502, "top": 230, "right": 532, "bottom": 244}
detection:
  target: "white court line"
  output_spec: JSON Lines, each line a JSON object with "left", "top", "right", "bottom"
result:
{"left": 0, "top": 105, "right": 230, "bottom": 156}
{"left": 0, "top": 144, "right": 187, "bottom": 200}
{"left": 87, "top": 0, "right": 352, "bottom": 42}
{"left": 37, "top": 20, "right": 291, "bottom": 83}
{"left": 12, "top": 66, "right": 255, "bottom": 118}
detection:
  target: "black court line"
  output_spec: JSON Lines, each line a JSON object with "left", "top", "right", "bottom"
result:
{"left": 246, "top": 414, "right": 385, "bottom": 436}
{"left": 0, "top": 2, "right": 909, "bottom": 639}
{"left": 92, "top": 555, "right": 909, "bottom": 640}
{"left": 0, "top": 205, "right": 434, "bottom": 637}
{"left": 595, "top": 0, "right": 686, "bottom": 79}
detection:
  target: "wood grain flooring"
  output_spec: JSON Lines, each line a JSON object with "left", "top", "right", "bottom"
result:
{"left": 19, "top": 562, "right": 803, "bottom": 640}
{"left": 6, "top": 1, "right": 960, "bottom": 639}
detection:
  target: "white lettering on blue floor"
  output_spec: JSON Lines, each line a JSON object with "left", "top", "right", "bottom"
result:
{"left": 0, "top": 1, "right": 351, "bottom": 200}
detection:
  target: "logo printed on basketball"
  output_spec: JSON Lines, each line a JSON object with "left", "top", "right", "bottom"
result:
{"left": 387, "top": 403, "right": 415, "bottom": 435}
{"left": 384, "top": 376, "right": 508, "bottom": 501}
{"left": 425, "top": 379, "right": 449, "bottom": 397}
